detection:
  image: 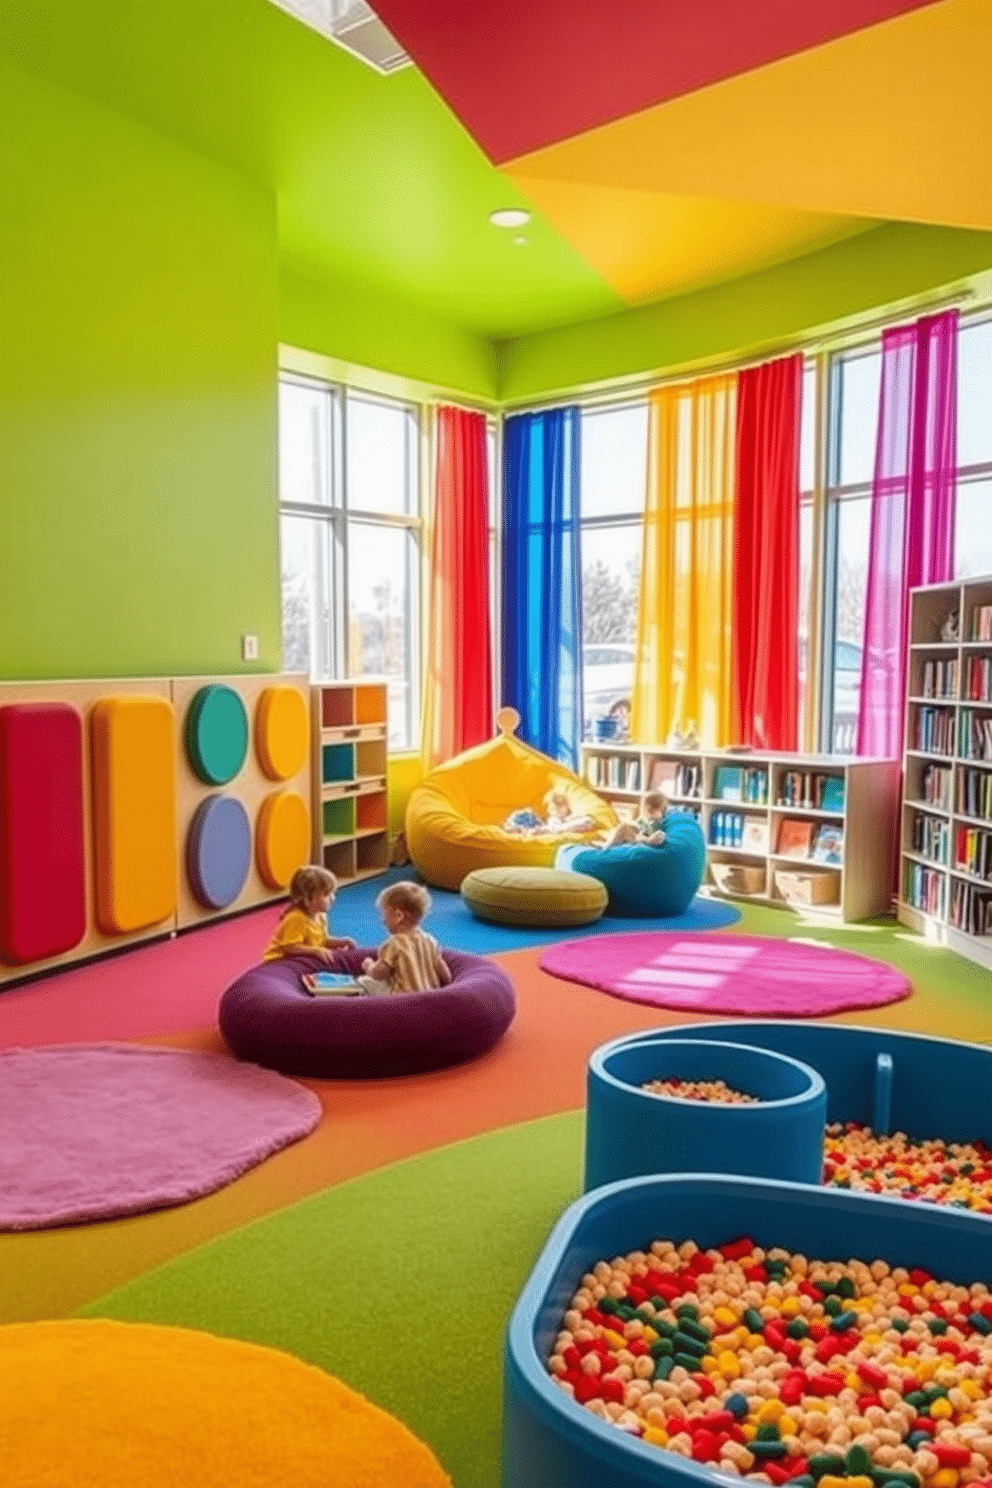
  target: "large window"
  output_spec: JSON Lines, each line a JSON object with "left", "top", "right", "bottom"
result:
{"left": 579, "top": 403, "right": 647, "bottom": 739}
{"left": 955, "top": 316, "right": 992, "bottom": 579}
{"left": 820, "top": 347, "right": 881, "bottom": 752}
{"left": 278, "top": 377, "right": 421, "bottom": 750}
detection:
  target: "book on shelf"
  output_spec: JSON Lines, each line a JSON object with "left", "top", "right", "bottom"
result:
{"left": 777, "top": 770, "right": 843, "bottom": 811}
{"left": 921, "top": 657, "right": 959, "bottom": 700}
{"left": 970, "top": 604, "right": 992, "bottom": 642}
{"left": 915, "top": 706, "right": 955, "bottom": 755}
{"left": 301, "top": 971, "right": 364, "bottom": 997}
{"left": 811, "top": 823, "right": 843, "bottom": 865}
{"left": 966, "top": 655, "right": 992, "bottom": 702}
{"left": 959, "top": 709, "right": 992, "bottom": 762}
{"left": 714, "top": 765, "right": 744, "bottom": 802}
{"left": 950, "top": 878, "right": 992, "bottom": 935}
{"left": 957, "top": 767, "right": 992, "bottom": 820}
{"left": 648, "top": 758, "right": 700, "bottom": 798}
{"left": 741, "top": 818, "right": 770, "bottom": 853}
{"left": 709, "top": 811, "right": 744, "bottom": 847}
{"left": 820, "top": 776, "right": 845, "bottom": 812}
{"left": 911, "top": 812, "right": 949, "bottom": 864}
{"left": 776, "top": 818, "right": 814, "bottom": 858}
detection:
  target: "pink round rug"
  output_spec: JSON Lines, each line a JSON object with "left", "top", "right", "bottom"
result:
{"left": 0, "top": 1043, "right": 321, "bottom": 1231}
{"left": 539, "top": 932, "right": 911, "bottom": 1017}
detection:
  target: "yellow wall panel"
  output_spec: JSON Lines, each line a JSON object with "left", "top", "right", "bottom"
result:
{"left": 91, "top": 696, "right": 177, "bottom": 934}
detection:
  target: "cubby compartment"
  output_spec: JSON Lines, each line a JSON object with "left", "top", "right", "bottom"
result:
{"left": 355, "top": 738, "right": 387, "bottom": 780}
{"left": 356, "top": 833, "right": 389, "bottom": 877}
{"left": 321, "top": 838, "right": 356, "bottom": 879}
{"left": 355, "top": 683, "right": 387, "bottom": 726}
{"left": 322, "top": 741, "right": 355, "bottom": 783}
{"left": 322, "top": 796, "right": 355, "bottom": 839}
{"left": 320, "top": 688, "right": 354, "bottom": 729}
{"left": 355, "top": 791, "right": 387, "bottom": 832}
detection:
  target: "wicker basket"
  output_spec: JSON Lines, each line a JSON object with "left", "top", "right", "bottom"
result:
{"left": 709, "top": 861, "right": 766, "bottom": 897}
{"left": 774, "top": 867, "right": 840, "bottom": 907}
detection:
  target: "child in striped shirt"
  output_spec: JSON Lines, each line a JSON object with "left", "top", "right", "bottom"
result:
{"left": 359, "top": 881, "right": 452, "bottom": 995}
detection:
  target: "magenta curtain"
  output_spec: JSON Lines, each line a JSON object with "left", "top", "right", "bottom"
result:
{"left": 856, "top": 311, "right": 958, "bottom": 758}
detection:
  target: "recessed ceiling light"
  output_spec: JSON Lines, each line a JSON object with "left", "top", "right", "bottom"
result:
{"left": 489, "top": 208, "right": 530, "bottom": 229}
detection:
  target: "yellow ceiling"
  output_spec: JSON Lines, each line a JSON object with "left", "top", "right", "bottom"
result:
{"left": 502, "top": 0, "right": 991, "bottom": 304}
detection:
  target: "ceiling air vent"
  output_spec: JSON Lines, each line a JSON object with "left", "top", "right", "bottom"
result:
{"left": 266, "top": 0, "right": 411, "bottom": 74}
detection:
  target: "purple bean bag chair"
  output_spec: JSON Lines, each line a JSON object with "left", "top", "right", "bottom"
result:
{"left": 218, "top": 945, "right": 516, "bottom": 1079}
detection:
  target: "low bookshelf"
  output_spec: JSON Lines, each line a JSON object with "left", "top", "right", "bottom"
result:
{"left": 898, "top": 574, "right": 992, "bottom": 972}
{"left": 310, "top": 679, "right": 389, "bottom": 884}
{"left": 581, "top": 742, "right": 900, "bottom": 923}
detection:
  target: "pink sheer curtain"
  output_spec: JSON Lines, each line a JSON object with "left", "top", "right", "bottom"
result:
{"left": 856, "top": 311, "right": 958, "bottom": 758}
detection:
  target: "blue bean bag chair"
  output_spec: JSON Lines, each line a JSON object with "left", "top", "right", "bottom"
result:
{"left": 555, "top": 812, "right": 706, "bottom": 918}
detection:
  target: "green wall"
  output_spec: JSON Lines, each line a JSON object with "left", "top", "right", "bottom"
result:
{"left": 497, "top": 222, "right": 992, "bottom": 402}
{"left": 280, "top": 264, "right": 500, "bottom": 403}
{"left": 0, "top": 61, "right": 499, "bottom": 684}
{"left": 0, "top": 60, "right": 282, "bottom": 679}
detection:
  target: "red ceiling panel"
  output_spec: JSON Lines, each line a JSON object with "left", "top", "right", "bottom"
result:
{"left": 373, "top": 0, "right": 940, "bottom": 163}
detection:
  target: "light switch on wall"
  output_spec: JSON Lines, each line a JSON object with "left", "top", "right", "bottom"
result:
{"left": 241, "top": 634, "right": 259, "bottom": 661}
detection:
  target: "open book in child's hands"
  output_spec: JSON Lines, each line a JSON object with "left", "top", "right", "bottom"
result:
{"left": 301, "top": 972, "right": 363, "bottom": 997}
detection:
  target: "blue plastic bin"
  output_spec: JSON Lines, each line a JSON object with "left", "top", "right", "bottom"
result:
{"left": 585, "top": 1037, "right": 826, "bottom": 1190}
{"left": 592, "top": 1022, "right": 992, "bottom": 1148}
{"left": 503, "top": 1173, "right": 992, "bottom": 1488}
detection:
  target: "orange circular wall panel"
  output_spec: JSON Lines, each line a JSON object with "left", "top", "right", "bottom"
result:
{"left": 255, "top": 687, "right": 309, "bottom": 781}
{"left": 256, "top": 790, "right": 311, "bottom": 891}
{"left": 91, "top": 696, "right": 177, "bottom": 934}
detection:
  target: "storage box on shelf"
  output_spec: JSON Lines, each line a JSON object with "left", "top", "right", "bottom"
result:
{"left": 310, "top": 680, "right": 389, "bottom": 883}
{"left": 580, "top": 741, "right": 899, "bottom": 922}
{"left": 899, "top": 575, "right": 992, "bottom": 971}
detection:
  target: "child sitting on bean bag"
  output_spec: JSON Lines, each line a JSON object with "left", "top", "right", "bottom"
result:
{"left": 504, "top": 786, "right": 596, "bottom": 838}
{"left": 606, "top": 789, "right": 668, "bottom": 847}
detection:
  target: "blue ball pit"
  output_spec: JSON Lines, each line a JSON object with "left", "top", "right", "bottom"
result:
{"left": 585, "top": 1036, "right": 826, "bottom": 1191}
{"left": 503, "top": 1174, "right": 992, "bottom": 1488}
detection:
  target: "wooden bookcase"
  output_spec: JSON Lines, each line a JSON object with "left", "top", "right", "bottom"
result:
{"left": 898, "top": 575, "right": 992, "bottom": 971}
{"left": 580, "top": 742, "right": 900, "bottom": 922}
{"left": 310, "top": 679, "right": 389, "bottom": 883}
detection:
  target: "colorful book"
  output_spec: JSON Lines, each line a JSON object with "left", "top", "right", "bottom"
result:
{"left": 742, "top": 818, "right": 770, "bottom": 853}
{"left": 811, "top": 824, "right": 844, "bottom": 865}
{"left": 820, "top": 776, "right": 845, "bottom": 812}
{"left": 714, "top": 765, "right": 744, "bottom": 802}
{"left": 301, "top": 971, "right": 364, "bottom": 997}
{"left": 776, "top": 818, "right": 814, "bottom": 858}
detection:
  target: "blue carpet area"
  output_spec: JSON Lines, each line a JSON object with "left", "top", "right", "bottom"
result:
{"left": 332, "top": 866, "right": 740, "bottom": 954}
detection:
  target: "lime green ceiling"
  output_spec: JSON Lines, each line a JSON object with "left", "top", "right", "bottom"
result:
{"left": 0, "top": 0, "right": 621, "bottom": 338}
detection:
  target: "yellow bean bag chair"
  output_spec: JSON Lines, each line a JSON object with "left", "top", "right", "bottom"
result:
{"left": 406, "top": 709, "right": 619, "bottom": 891}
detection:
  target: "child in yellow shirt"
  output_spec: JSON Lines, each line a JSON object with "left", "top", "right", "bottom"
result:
{"left": 263, "top": 865, "right": 356, "bottom": 963}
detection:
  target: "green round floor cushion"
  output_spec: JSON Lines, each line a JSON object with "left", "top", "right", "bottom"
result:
{"left": 460, "top": 866, "right": 608, "bottom": 928}
{"left": 555, "top": 812, "right": 706, "bottom": 917}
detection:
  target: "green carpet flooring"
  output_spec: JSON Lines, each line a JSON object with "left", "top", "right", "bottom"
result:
{"left": 80, "top": 1112, "right": 586, "bottom": 1488}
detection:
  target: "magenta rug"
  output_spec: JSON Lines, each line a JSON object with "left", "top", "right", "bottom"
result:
{"left": 0, "top": 1043, "right": 321, "bottom": 1231}
{"left": 539, "top": 932, "right": 912, "bottom": 1016}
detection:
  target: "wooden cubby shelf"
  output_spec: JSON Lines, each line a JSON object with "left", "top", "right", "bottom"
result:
{"left": 898, "top": 575, "right": 992, "bottom": 972}
{"left": 311, "top": 679, "right": 389, "bottom": 885}
{"left": 581, "top": 741, "right": 899, "bottom": 922}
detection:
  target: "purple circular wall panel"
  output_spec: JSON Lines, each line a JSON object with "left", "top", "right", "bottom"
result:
{"left": 186, "top": 795, "right": 251, "bottom": 910}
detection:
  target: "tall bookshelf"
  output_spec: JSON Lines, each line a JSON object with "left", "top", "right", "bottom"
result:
{"left": 898, "top": 575, "right": 992, "bottom": 971}
{"left": 310, "top": 679, "right": 389, "bottom": 883}
{"left": 581, "top": 742, "right": 899, "bottom": 922}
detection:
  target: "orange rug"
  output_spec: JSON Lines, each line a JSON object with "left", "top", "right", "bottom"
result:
{"left": 0, "top": 1319, "right": 452, "bottom": 1486}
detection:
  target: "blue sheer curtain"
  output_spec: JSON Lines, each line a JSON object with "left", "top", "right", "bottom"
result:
{"left": 500, "top": 407, "right": 583, "bottom": 768}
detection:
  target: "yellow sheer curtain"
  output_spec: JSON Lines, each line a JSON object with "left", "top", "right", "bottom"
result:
{"left": 631, "top": 374, "right": 736, "bottom": 748}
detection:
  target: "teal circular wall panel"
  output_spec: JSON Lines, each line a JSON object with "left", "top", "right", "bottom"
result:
{"left": 185, "top": 686, "right": 249, "bottom": 785}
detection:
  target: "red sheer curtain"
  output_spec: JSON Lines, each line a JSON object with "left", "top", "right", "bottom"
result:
{"left": 732, "top": 353, "right": 803, "bottom": 751}
{"left": 422, "top": 406, "right": 492, "bottom": 768}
